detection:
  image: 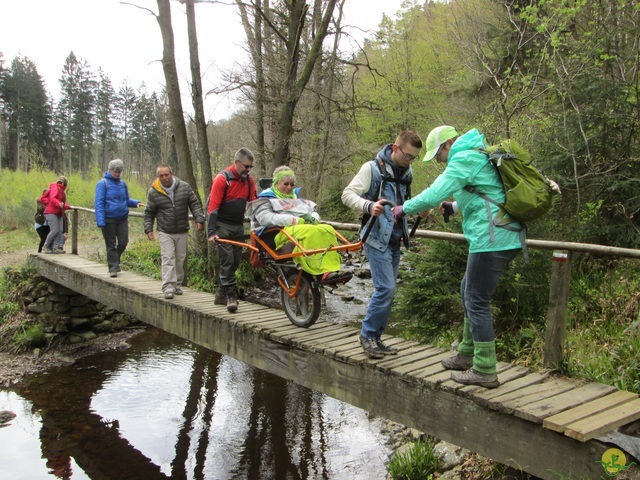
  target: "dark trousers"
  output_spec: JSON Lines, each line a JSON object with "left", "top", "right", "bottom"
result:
{"left": 216, "top": 222, "right": 244, "bottom": 288}
{"left": 36, "top": 225, "right": 50, "bottom": 253}
{"left": 102, "top": 217, "right": 129, "bottom": 273}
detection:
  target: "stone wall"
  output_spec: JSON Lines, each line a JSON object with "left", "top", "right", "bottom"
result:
{"left": 23, "top": 275, "right": 141, "bottom": 345}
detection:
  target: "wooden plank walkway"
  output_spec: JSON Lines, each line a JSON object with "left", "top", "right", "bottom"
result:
{"left": 29, "top": 253, "right": 640, "bottom": 479}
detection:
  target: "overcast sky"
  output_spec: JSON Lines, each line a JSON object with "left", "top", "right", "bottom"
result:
{"left": 1, "top": 0, "right": 406, "bottom": 121}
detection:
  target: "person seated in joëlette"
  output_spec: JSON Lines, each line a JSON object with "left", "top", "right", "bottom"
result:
{"left": 246, "top": 166, "right": 351, "bottom": 285}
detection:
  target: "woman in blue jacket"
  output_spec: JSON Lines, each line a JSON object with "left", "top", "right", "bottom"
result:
{"left": 395, "top": 126, "right": 522, "bottom": 389}
{"left": 94, "top": 159, "right": 143, "bottom": 277}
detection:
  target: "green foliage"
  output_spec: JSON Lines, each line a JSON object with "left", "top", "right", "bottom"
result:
{"left": 397, "top": 239, "right": 467, "bottom": 341}
{"left": 317, "top": 179, "right": 357, "bottom": 223}
{"left": 387, "top": 439, "right": 439, "bottom": 480}
{"left": 116, "top": 237, "right": 163, "bottom": 280}
{"left": 117, "top": 234, "right": 265, "bottom": 295}
{"left": 560, "top": 257, "right": 640, "bottom": 392}
{"left": 13, "top": 323, "right": 45, "bottom": 350}
{"left": 0, "top": 168, "right": 148, "bottom": 232}
{"left": 0, "top": 264, "right": 36, "bottom": 325}
{"left": 0, "top": 264, "right": 42, "bottom": 352}
{"left": 184, "top": 250, "right": 217, "bottom": 294}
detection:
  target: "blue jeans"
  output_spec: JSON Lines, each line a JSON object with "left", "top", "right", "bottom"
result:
{"left": 461, "top": 249, "right": 520, "bottom": 342}
{"left": 361, "top": 243, "right": 401, "bottom": 339}
{"left": 102, "top": 217, "right": 129, "bottom": 273}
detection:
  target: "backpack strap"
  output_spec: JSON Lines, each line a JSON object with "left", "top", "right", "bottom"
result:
{"left": 207, "top": 169, "right": 246, "bottom": 211}
{"left": 465, "top": 185, "right": 529, "bottom": 261}
{"left": 373, "top": 157, "right": 412, "bottom": 201}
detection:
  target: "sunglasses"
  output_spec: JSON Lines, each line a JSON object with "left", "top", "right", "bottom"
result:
{"left": 238, "top": 162, "right": 253, "bottom": 169}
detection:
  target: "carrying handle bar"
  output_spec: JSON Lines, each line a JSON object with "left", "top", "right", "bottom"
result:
{"left": 360, "top": 200, "right": 396, "bottom": 244}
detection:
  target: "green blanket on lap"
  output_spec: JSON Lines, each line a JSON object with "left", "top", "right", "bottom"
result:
{"left": 274, "top": 224, "right": 341, "bottom": 275}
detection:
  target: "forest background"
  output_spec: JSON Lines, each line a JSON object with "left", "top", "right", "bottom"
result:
{"left": 1, "top": 0, "right": 639, "bottom": 390}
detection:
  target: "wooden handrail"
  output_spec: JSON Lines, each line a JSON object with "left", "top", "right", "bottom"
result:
{"left": 68, "top": 208, "right": 640, "bottom": 369}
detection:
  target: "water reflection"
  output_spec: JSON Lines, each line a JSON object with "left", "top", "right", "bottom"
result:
{"left": 3, "top": 328, "right": 391, "bottom": 479}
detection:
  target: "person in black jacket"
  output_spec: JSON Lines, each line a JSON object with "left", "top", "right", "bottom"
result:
{"left": 144, "top": 165, "right": 205, "bottom": 299}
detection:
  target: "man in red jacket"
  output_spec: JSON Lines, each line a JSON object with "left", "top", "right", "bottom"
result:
{"left": 207, "top": 148, "right": 257, "bottom": 312}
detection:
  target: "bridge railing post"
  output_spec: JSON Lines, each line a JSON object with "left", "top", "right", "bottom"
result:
{"left": 71, "top": 209, "right": 79, "bottom": 255}
{"left": 543, "top": 250, "right": 571, "bottom": 370}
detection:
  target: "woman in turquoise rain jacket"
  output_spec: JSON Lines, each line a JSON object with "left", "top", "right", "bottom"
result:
{"left": 394, "top": 126, "right": 521, "bottom": 388}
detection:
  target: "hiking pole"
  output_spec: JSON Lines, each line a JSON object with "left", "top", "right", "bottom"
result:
{"left": 410, "top": 217, "right": 421, "bottom": 237}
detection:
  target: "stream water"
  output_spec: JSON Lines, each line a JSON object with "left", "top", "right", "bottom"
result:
{"left": 2, "top": 321, "right": 394, "bottom": 479}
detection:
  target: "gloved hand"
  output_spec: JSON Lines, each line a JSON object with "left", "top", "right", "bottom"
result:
{"left": 392, "top": 205, "right": 405, "bottom": 221}
{"left": 440, "top": 201, "right": 455, "bottom": 223}
{"left": 300, "top": 213, "right": 318, "bottom": 225}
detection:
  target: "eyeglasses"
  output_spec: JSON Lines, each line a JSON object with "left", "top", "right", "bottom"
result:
{"left": 281, "top": 182, "right": 295, "bottom": 187}
{"left": 237, "top": 162, "right": 253, "bottom": 169}
{"left": 397, "top": 145, "right": 418, "bottom": 161}
{"left": 434, "top": 142, "right": 445, "bottom": 159}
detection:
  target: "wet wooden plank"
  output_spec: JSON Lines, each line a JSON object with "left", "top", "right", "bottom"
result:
{"left": 231, "top": 311, "right": 289, "bottom": 324}
{"left": 316, "top": 332, "right": 360, "bottom": 348}
{"left": 300, "top": 328, "right": 358, "bottom": 345}
{"left": 285, "top": 323, "right": 343, "bottom": 341}
{"left": 395, "top": 351, "right": 451, "bottom": 377}
{"left": 390, "top": 347, "right": 444, "bottom": 377}
{"left": 413, "top": 353, "right": 454, "bottom": 381}
{"left": 235, "top": 303, "right": 278, "bottom": 314}
{"left": 488, "top": 379, "right": 577, "bottom": 414}
{"left": 457, "top": 366, "right": 530, "bottom": 399}
{"left": 489, "top": 379, "right": 577, "bottom": 414}
{"left": 438, "top": 363, "right": 516, "bottom": 394}
{"left": 474, "top": 372, "right": 550, "bottom": 405}
{"left": 543, "top": 390, "right": 639, "bottom": 433}
{"left": 378, "top": 346, "right": 443, "bottom": 371}
{"left": 515, "top": 382, "right": 617, "bottom": 424}
{"left": 246, "top": 317, "right": 292, "bottom": 329}
{"left": 564, "top": 398, "right": 640, "bottom": 442}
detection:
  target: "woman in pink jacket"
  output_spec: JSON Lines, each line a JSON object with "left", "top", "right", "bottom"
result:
{"left": 40, "top": 176, "right": 72, "bottom": 254}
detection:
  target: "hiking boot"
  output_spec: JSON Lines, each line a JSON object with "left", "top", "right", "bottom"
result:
{"left": 109, "top": 271, "right": 118, "bottom": 278}
{"left": 214, "top": 287, "right": 226, "bottom": 305}
{"left": 164, "top": 290, "right": 174, "bottom": 299}
{"left": 44, "top": 247, "right": 55, "bottom": 254}
{"left": 441, "top": 353, "right": 473, "bottom": 371}
{"left": 174, "top": 287, "right": 183, "bottom": 295}
{"left": 226, "top": 287, "right": 238, "bottom": 313}
{"left": 359, "top": 337, "right": 384, "bottom": 359}
{"left": 54, "top": 248, "right": 66, "bottom": 254}
{"left": 450, "top": 369, "right": 500, "bottom": 389}
{"left": 376, "top": 339, "right": 399, "bottom": 355}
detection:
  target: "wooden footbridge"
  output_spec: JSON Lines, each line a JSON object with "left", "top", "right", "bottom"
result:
{"left": 30, "top": 252, "right": 640, "bottom": 479}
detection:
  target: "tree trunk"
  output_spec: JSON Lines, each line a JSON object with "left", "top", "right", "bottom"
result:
{"left": 184, "top": 0, "right": 212, "bottom": 202}
{"left": 236, "top": 0, "right": 267, "bottom": 176}
{"left": 155, "top": 0, "right": 199, "bottom": 194}
{"left": 271, "top": 0, "right": 338, "bottom": 171}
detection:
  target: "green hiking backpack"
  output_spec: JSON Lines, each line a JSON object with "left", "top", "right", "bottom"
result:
{"left": 467, "top": 139, "right": 555, "bottom": 225}
{"left": 466, "top": 139, "right": 558, "bottom": 261}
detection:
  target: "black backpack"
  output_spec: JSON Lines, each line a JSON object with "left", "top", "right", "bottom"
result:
{"left": 35, "top": 199, "right": 46, "bottom": 225}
